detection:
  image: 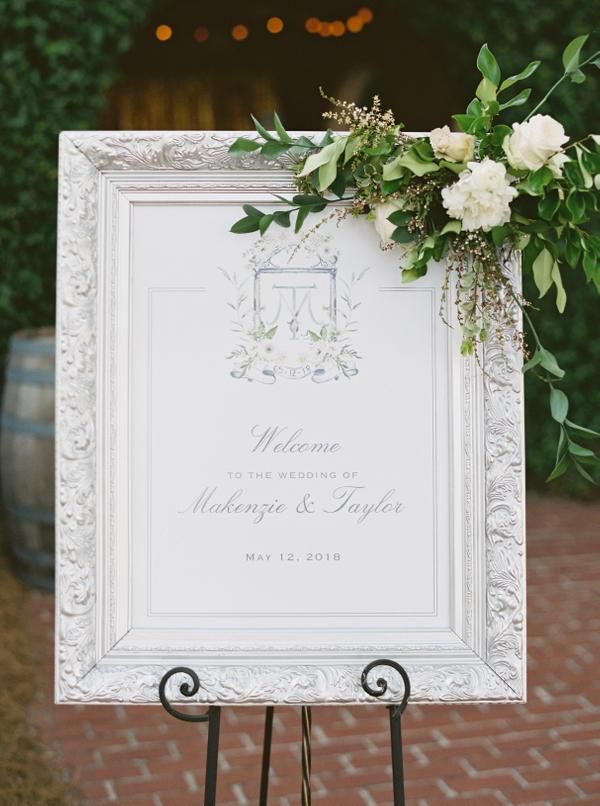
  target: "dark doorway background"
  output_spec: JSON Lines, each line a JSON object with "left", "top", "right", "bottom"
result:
{"left": 102, "top": 0, "right": 463, "bottom": 132}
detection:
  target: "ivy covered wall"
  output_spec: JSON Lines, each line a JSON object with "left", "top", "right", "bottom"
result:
{"left": 0, "top": 0, "right": 152, "bottom": 352}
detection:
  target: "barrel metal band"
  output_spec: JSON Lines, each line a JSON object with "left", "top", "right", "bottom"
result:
{"left": 5, "top": 367, "right": 55, "bottom": 385}
{"left": 9, "top": 339, "right": 55, "bottom": 356}
{"left": 0, "top": 414, "right": 54, "bottom": 437}
{"left": 5, "top": 503, "right": 55, "bottom": 526}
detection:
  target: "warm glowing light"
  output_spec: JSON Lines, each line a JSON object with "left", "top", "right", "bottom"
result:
{"left": 358, "top": 7, "right": 374, "bottom": 23}
{"left": 155, "top": 24, "right": 173, "bottom": 42}
{"left": 193, "top": 25, "right": 209, "bottom": 43}
{"left": 347, "top": 15, "right": 363, "bottom": 33}
{"left": 318, "top": 21, "right": 332, "bottom": 37}
{"left": 232, "top": 24, "right": 249, "bottom": 41}
{"left": 330, "top": 20, "right": 346, "bottom": 37}
{"left": 305, "top": 17, "right": 320, "bottom": 34}
{"left": 266, "top": 16, "right": 284, "bottom": 34}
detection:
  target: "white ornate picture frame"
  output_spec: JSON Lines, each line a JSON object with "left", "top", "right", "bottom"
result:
{"left": 55, "top": 131, "right": 526, "bottom": 705}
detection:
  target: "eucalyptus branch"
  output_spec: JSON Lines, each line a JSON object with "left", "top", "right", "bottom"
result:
{"left": 525, "top": 49, "right": 600, "bottom": 121}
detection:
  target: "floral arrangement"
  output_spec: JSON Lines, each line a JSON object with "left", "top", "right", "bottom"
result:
{"left": 228, "top": 35, "right": 600, "bottom": 483}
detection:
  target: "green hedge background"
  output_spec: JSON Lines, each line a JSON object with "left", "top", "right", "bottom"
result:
{"left": 0, "top": 0, "right": 597, "bottom": 493}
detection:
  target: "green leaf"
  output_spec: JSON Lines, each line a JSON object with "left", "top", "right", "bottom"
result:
{"left": 264, "top": 326, "right": 278, "bottom": 339}
{"left": 538, "top": 347, "right": 565, "bottom": 379}
{"left": 439, "top": 160, "right": 467, "bottom": 174}
{"left": 467, "top": 98, "right": 483, "bottom": 117}
{"left": 401, "top": 263, "right": 428, "bottom": 282}
{"left": 565, "top": 419, "right": 600, "bottom": 439}
{"left": 230, "top": 216, "right": 261, "bottom": 234}
{"left": 261, "top": 140, "right": 291, "bottom": 159}
{"left": 294, "top": 206, "right": 311, "bottom": 233}
{"left": 273, "top": 112, "right": 290, "bottom": 143}
{"left": 550, "top": 388, "right": 569, "bottom": 423}
{"left": 583, "top": 251, "right": 598, "bottom": 283}
{"left": 392, "top": 226, "right": 414, "bottom": 244}
{"left": 273, "top": 210, "right": 291, "bottom": 228}
{"left": 344, "top": 136, "right": 359, "bottom": 164}
{"left": 546, "top": 452, "right": 569, "bottom": 482}
{"left": 251, "top": 114, "right": 274, "bottom": 141}
{"left": 551, "top": 261, "right": 567, "bottom": 312}
{"left": 380, "top": 179, "right": 402, "bottom": 195}
{"left": 388, "top": 210, "right": 412, "bottom": 227}
{"left": 566, "top": 191, "right": 586, "bottom": 222}
{"left": 491, "top": 225, "right": 509, "bottom": 246}
{"left": 328, "top": 170, "right": 346, "bottom": 199}
{"left": 568, "top": 441, "right": 596, "bottom": 458}
{"left": 292, "top": 194, "right": 326, "bottom": 207}
{"left": 441, "top": 219, "right": 461, "bottom": 235}
{"left": 570, "top": 69, "right": 586, "bottom": 84}
{"left": 412, "top": 140, "right": 435, "bottom": 161}
{"left": 575, "top": 146, "right": 594, "bottom": 188}
{"left": 384, "top": 150, "right": 439, "bottom": 179}
{"left": 259, "top": 214, "right": 274, "bottom": 235}
{"left": 476, "top": 76, "right": 497, "bottom": 103}
{"left": 532, "top": 248, "right": 554, "bottom": 298}
{"left": 528, "top": 166, "right": 554, "bottom": 195}
{"left": 574, "top": 461, "right": 598, "bottom": 484}
{"left": 298, "top": 138, "right": 346, "bottom": 179}
{"left": 562, "top": 34, "right": 589, "bottom": 73}
{"left": 564, "top": 228, "right": 582, "bottom": 268}
{"left": 498, "top": 60, "right": 541, "bottom": 92}
{"left": 229, "top": 137, "right": 261, "bottom": 153}
{"left": 489, "top": 124, "right": 512, "bottom": 147}
{"left": 318, "top": 159, "right": 340, "bottom": 192}
{"left": 477, "top": 43, "right": 501, "bottom": 86}
{"left": 452, "top": 114, "right": 475, "bottom": 132}
{"left": 522, "top": 350, "right": 542, "bottom": 373}
{"left": 538, "top": 193, "right": 560, "bottom": 222}
{"left": 242, "top": 204, "right": 264, "bottom": 218}
{"left": 499, "top": 87, "right": 531, "bottom": 111}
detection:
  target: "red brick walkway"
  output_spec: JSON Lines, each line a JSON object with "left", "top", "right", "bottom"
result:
{"left": 29, "top": 497, "right": 600, "bottom": 805}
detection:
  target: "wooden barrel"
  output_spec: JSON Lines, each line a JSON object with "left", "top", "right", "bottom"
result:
{"left": 0, "top": 328, "right": 55, "bottom": 589}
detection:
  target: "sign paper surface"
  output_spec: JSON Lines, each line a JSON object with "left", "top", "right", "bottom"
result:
{"left": 130, "top": 205, "right": 450, "bottom": 639}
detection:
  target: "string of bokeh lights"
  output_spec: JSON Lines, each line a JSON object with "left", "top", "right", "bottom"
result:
{"left": 154, "top": 8, "right": 374, "bottom": 44}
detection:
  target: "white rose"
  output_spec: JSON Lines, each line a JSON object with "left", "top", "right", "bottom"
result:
{"left": 429, "top": 125, "right": 475, "bottom": 163}
{"left": 502, "top": 114, "right": 569, "bottom": 173}
{"left": 441, "top": 158, "right": 518, "bottom": 232}
{"left": 373, "top": 200, "right": 404, "bottom": 244}
{"left": 547, "top": 151, "right": 570, "bottom": 178}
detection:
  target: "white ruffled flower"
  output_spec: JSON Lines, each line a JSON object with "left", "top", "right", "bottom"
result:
{"left": 429, "top": 126, "right": 475, "bottom": 163}
{"left": 502, "top": 114, "right": 569, "bottom": 174}
{"left": 441, "top": 158, "right": 518, "bottom": 232}
{"left": 373, "top": 200, "right": 404, "bottom": 244}
{"left": 547, "top": 151, "right": 570, "bottom": 178}
{"left": 258, "top": 340, "right": 276, "bottom": 362}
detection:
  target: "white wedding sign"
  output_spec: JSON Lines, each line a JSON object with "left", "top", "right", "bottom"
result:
{"left": 55, "top": 131, "right": 526, "bottom": 705}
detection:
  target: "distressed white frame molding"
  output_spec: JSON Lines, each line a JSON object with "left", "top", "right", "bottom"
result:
{"left": 56, "top": 131, "right": 526, "bottom": 705}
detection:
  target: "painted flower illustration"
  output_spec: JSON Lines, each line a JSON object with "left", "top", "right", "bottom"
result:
{"left": 221, "top": 236, "right": 367, "bottom": 384}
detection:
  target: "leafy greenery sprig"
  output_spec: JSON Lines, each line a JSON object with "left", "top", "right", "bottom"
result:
{"left": 228, "top": 36, "right": 600, "bottom": 484}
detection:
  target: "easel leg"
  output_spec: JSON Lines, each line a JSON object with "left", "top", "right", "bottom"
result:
{"left": 301, "top": 706, "right": 312, "bottom": 806}
{"left": 204, "top": 706, "right": 221, "bottom": 806}
{"left": 259, "top": 706, "right": 274, "bottom": 805}
{"left": 388, "top": 705, "right": 405, "bottom": 806}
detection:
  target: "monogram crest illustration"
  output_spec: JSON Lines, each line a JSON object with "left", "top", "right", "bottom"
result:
{"left": 221, "top": 234, "right": 367, "bottom": 383}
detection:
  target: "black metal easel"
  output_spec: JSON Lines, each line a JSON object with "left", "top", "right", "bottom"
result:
{"left": 159, "top": 659, "right": 411, "bottom": 806}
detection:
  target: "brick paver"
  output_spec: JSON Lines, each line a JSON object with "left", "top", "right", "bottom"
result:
{"left": 29, "top": 496, "right": 600, "bottom": 804}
